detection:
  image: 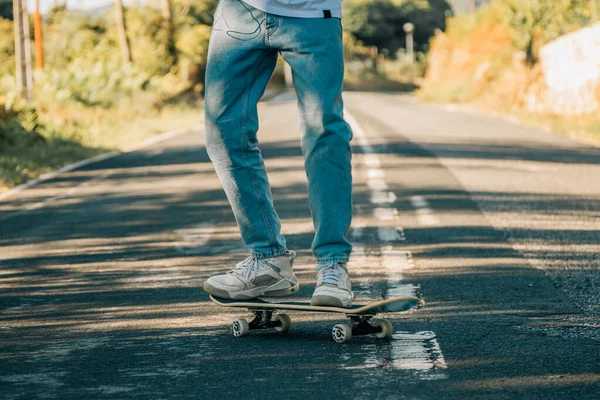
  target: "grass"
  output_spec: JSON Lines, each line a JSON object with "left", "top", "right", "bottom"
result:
{"left": 509, "top": 109, "right": 600, "bottom": 146}
{"left": 0, "top": 104, "right": 204, "bottom": 193}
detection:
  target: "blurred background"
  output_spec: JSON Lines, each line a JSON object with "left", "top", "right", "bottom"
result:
{"left": 1, "top": 0, "right": 599, "bottom": 192}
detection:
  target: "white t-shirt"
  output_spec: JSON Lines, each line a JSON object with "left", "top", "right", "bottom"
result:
{"left": 241, "top": 0, "right": 342, "bottom": 18}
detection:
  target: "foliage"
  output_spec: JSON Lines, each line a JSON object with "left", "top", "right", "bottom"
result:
{"left": 0, "top": 102, "right": 46, "bottom": 149}
{"left": 420, "top": 0, "right": 600, "bottom": 144}
{"left": 0, "top": 3, "right": 11, "bottom": 20}
{"left": 0, "top": 17, "right": 13, "bottom": 78}
{"left": 342, "top": 0, "right": 451, "bottom": 54}
{"left": 500, "top": 0, "right": 598, "bottom": 64}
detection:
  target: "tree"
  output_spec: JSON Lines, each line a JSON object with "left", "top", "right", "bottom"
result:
{"left": 161, "top": 0, "right": 177, "bottom": 65}
{"left": 114, "top": 0, "right": 132, "bottom": 64}
{"left": 0, "top": 0, "right": 12, "bottom": 20}
{"left": 342, "top": 0, "right": 451, "bottom": 55}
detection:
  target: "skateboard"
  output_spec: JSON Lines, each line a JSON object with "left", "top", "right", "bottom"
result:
{"left": 209, "top": 295, "right": 422, "bottom": 343}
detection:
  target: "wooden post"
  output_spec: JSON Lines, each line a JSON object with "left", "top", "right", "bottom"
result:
{"left": 403, "top": 23, "right": 415, "bottom": 85}
{"left": 114, "top": 0, "right": 132, "bottom": 65}
{"left": 13, "top": 0, "right": 34, "bottom": 101}
{"left": 34, "top": 0, "right": 43, "bottom": 69}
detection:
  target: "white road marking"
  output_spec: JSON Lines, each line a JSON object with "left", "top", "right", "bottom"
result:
{"left": 350, "top": 226, "right": 364, "bottom": 240}
{"left": 370, "top": 191, "right": 397, "bottom": 205}
{"left": 0, "top": 172, "right": 111, "bottom": 222}
{"left": 410, "top": 195, "right": 440, "bottom": 227}
{"left": 0, "top": 127, "right": 199, "bottom": 202}
{"left": 390, "top": 331, "right": 448, "bottom": 378}
{"left": 0, "top": 152, "right": 119, "bottom": 202}
{"left": 345, "top": 109, "right": 447, "bottom": 376}
{"left": 374, "top": 207, "right": 398, "bottom": 221}
{"left": 377, "top": 227, "right": 406, "bottom": 242}
{"left": 410, "top": 195, "right": 428, "bottom": 208}
{"left": 367, "top": 179, "right": 388, "bottom": 191}
{"left": 363, "top": 154, "right": 381, "bottom": 168}
{"left": 381, "top": 245, "right": 414, "bottom": 271}
{"left": 367, "top": 169, "right": 385, "bottom": 179}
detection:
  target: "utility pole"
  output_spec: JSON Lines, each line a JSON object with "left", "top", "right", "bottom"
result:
{"left": 13, "top": 0, "right": 34, "bottom": 102}
{"left": 114, "top": 0, "right": 132, "bottom": 65}
{"left": 34, "top": 0, "right": 43, "bottom": 69}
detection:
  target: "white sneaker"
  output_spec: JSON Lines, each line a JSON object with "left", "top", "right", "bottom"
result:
{"left": 311, "top": 263, "right": 354, "bottom": 308}
{"left": 203, "top": 251, "right": 299, "bottom": 300}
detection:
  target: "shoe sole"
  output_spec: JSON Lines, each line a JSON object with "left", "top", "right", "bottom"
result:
{"left": 203, "top": 280, "right": 300, "bottom": 300}
{"left": 310, "top": 295, "right": 351, "bottom": 308}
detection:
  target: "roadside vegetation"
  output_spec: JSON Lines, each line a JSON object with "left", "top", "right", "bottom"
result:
{"left": 0, "top": 0, "right": 451, "bottom": 192}
{"left": 0, "top": 2, "right": 213, "bottom": 190}
{"left": 420, "top": 0, "right": 600, "bottom": 143}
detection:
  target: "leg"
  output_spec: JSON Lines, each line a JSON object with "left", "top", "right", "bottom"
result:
{"left": 205, "top": 0, "right": 286, "bottom": 258}
{"left": 276, "top": 18, "right": 353, "bottom": 263}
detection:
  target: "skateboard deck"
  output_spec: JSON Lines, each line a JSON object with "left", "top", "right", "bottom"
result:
{"left": 209, "top": 295, "right": 422, "bottom": 343}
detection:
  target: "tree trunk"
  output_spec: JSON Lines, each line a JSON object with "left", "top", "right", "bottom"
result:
{"left": 114, "top": 0, "right": 132, "bottom": 65}
{"left": 161, "top": 0, "right": 177, "bottom": 66}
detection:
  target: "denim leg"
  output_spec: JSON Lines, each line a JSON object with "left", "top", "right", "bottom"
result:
{"left": 274, "top": 18, "right": 353, "bottom": 263}
{"left": 205, "top": 0, "right": 287, "bottom": 258}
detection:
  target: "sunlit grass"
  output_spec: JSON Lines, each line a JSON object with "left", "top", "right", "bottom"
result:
{"left": 0, "top": 104, "right": 204, "bottom": 192}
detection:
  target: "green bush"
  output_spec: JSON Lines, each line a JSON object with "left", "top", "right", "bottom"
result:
{"left": 342, "top": 0, "right": 451, "bottom": 55}
{"left": 0, "top": 18, "right": 14, "bottom": 79}
{"left": 0, "top": 103, "right": 46, "bottom": 148}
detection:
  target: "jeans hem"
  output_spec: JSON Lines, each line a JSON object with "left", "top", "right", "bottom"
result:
{"left": 316, "top": 258, "right": 349, "bottom": 265}
{"left": 252, "top": 248, "right": 289, "bottom": 259}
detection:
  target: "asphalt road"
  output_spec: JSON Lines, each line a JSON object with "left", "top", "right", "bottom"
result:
{"left": 1, "top": 92, "right": 599, "bottom": 399}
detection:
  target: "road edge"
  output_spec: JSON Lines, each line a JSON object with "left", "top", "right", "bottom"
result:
{"left": 0, "top": 127, "right": 201, "bottom": 202}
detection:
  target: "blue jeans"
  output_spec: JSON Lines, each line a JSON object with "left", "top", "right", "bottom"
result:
{"left": 204, "top": 0, "right": 353, "bottom": 263}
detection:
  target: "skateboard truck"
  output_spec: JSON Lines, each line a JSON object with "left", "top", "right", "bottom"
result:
{"left": 331, "top": 315, "right": 393, "bottom": 343}
{"left": 209, "top": 294, "right": 419, "bottom": 343}
{"left": 232, "top": 309, "right": 292, "bottom": 338}
{"left": 231, "top": 309, "right": 393, "bottom": 344}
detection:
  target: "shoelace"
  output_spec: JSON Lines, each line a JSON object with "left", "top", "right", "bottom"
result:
{"left": 232, "top": 256, "right": 263, "bottom": 282}
{"left": 316, "top": 262, "right": 343, "bottom": 285}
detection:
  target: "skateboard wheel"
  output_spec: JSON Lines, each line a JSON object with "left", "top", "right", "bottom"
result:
{"left": 232, "top": 319, "right": 250, "bottom": 337}
{"left": 274, "top": 314, "right": 292, "bottom": 333}
{"left": 371, "top": 318, "right": 393, "bottom": 339}
{"left": 332, "top": 324, "right": 352, "bottom": 343}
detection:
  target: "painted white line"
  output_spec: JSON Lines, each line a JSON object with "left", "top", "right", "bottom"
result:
{"left": 345, "top": 110, "right": 367, "bottom": 140}
{"left": 370, "top": 191, "right": 397, "bottom": 205}
{"left": 0, "top": 172, "right": 111, "bottom": 222}
{"left": 377, "top": 227, "right": 406, "bottom": 242}
{"left": 410, "top": 195, "right": 428, "bottom": 208}
{"left": 374, "top": 207, "right": 398, "bottom": 221}
{"left": 381, "top": 245, "right": 414, "bottom": 271}
{"left": 367, "top": 169, "right": 385, "bottom": 179}
{"left": 350, "top": 245, "right": 366, "bottom": 258}
{"left": 363, "top": 154, "right": 381, "bottom": 168}
{"left": 367, "top": 179, "right": 388, "bottom": 191}
{"left": 409, "top": 195, "right": 440, "bottom": 227}
{"left": 125, "top": 128, "right": 195, "bottom": 152}
{"left": 416, "top": 211, "right": 440, "bottom": 226}
{"left": 351, "top": 226, "right": 364, "bottom": 240}
{"left": 390, "top": 331, "right": 447, "bottom": 378}
{"left": 0, "top": 127, "right": 199, "bottom": 202}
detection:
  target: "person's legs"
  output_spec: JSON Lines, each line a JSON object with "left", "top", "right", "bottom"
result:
{"left": 272, "top": 16, "right": 354, "bottom": 307}
{"left": 205, "top": 0, "right": 287, "bottom": 259}
{"left": 274, "top": 17, "right": 353, "bottom": 264}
